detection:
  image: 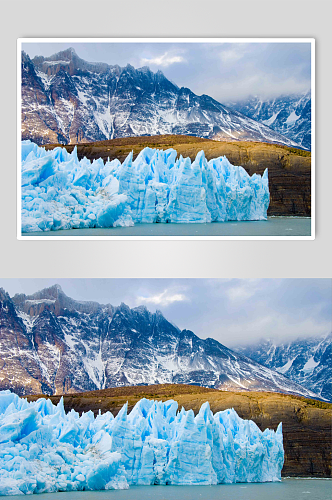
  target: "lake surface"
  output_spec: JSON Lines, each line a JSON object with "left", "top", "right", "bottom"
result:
{"left": 21, "top": 217, "right": 311, "bottom": 237}
{"left": 8, "top": 479, "right": 331, "bottom": 500}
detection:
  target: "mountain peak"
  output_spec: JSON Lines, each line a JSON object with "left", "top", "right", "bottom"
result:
{"left": 52, "top": 47, "right": 77, "bottom": 61}
{"left": 235, "top": 334, "right": 331, "bottom": 401}
{"left": 0, "top": 288, "right": 11, "bottom": 302}
{"left": 119, "top": 301, "right": 129, "bottom": 308}
{"left": 22, "top": 50, "right": 306, "bottom": 148}
{"left": 132, "top": 304, "right": 149, "bottom": 314}
{"left": 0, "top": 285, "right": 325, "bottom": 401}
{"left": 124, "top": 63, "right": 135, "bottom": 72}
{"left": 227, "top": 92, "right": 311, "bottom": 150}
{"left": 139, "top": 65, "right": 152, "bottom": 73}
{"left": 11, "top": 284, "right": 108, "bottom": 318}
{"left": 31, "top": 283, "right": 64, "bottom": 300}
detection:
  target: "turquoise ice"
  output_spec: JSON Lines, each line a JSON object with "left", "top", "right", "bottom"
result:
{"left": 0, "top": 390, "right": 283, "bottom": 495}
{"left": 21, "top": 141, "right": 270, "bottom": 232}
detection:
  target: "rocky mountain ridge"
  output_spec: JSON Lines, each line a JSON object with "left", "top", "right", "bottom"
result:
{"left": 234, "top": 333, "right": 331, "bottom": 402}
{"left": 227, "top": 92, "right": 311, "bottom": 150}
{"left": 21, "top": 48, "right": 301, "bottom": 148}
{"left": 0, "top": 285, "right": 323, "bottom": 400}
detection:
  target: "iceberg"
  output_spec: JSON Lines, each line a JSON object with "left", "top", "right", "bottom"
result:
{"left": 21, "top": 141, "right": 270, "bottom": 232}
{"left": 0, "top": 390, "right": 283, "bottom": 495}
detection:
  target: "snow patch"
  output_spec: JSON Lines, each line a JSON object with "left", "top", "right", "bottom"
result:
{"left": 262, "top": 112, "right": 279, "bottom": 127}
{"left": 277, "top": 357, "right": 296, "bottom": 374}
{"left": 302, "top": 357, "right": 319, "bottom": 372}
{"left": 285, "top": 111, "right": 300, "bottom": 126}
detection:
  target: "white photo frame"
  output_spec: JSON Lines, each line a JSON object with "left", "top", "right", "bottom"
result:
{"left": 17, "top": 38, "right": 315, "bottom": 241}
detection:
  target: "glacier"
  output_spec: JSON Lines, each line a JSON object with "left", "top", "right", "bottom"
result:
{"left": 0, "top": 390, "right": 283, "bottom": 495}
{"left": 21, "top": 141, "right": 270, "bottom": 233}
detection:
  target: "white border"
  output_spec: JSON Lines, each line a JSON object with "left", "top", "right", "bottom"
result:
{"left": 17, "top": 38, "right": 315, "bottom": 241}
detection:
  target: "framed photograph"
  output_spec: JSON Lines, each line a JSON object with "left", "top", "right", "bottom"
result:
{"left": 0, "top": 278, "right": 330, "bottom": 494}
{"left": 18, "top": 38, "right": 315, "bottom": 240}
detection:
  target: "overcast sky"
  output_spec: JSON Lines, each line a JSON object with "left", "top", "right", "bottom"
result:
{"left": 1, "top": 279, "right": 329, "bottom": 346}
{"left": 22, "top": 41, "right": 311, "bottom": 102}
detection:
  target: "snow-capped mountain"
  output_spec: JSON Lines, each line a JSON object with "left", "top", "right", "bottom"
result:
{"left": 234, "top": 333, "right": 331, "bottom": 402}
{"left": 21, "top": 48, "right": 300, "bottom": 148}
{"left": 0, "top": 285, "right": 322, "bottom": 400}
{"left": 227, "top": 92, "right": 311, "bottom": 150}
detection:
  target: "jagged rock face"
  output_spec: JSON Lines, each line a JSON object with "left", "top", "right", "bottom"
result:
{"left": 235, "top": 334, "right": 332, "bottom": 402}
{"left": 227, "top": 92, "right": 311, "bottom": 150}
{"left": 12, "top": 284, "right": 114, "bottom": 317}
{"left": 21, "top": 52, "right": 60, "bottom": 145}
{"left": 0, "top": 285, "right": 323, "bottom": 399}
{"left": 21, "top": 48, "right": 300, "bottom": 148}
{"left": 0, "top": 289, "right": 44, "bottom": 395}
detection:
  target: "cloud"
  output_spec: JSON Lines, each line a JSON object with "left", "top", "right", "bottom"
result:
{"left": 219, "top": 46, "right": 247, "bottom": 64}
{"left": 140, "top": 51, "right": 185, "bottom": 68}
{"left": 137, "top": 288, "right": 188, "bottom": 307}
{"left": 226, "top": 285, "right": 255, "bottom": 301}
{"left": 23, "top": 42, "right": 311, "bottom": 102}
{"left": 2, "top": 278, "right": 329, "bottom": 348}
{"left": 225, "top": 279, "right": 263, "bottom": 302}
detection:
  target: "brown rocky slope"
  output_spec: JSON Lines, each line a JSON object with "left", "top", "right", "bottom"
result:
{"left": 25, "top": 384, "right": 331, "bottom": 478}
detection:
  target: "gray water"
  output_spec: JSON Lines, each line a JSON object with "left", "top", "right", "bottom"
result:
{"left": 7, "top": 480, "right": 332, "bottom": 500}
{"left": 22, "top": 217, "right": 311, "bottom": 237}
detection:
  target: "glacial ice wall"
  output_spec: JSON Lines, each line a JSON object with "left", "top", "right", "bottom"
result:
{"left": 0, "top": 390, "right": 283, "bottom": 495}
{"left": 21, "top": 141, "right": 270, "bottom": 232}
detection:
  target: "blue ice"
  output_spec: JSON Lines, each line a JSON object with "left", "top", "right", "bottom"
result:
{"left": 21, "top": 141, "right": 270, "bottom": 232}
{"left": 0, "top": 390, "right": 283, "bottom": 495}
